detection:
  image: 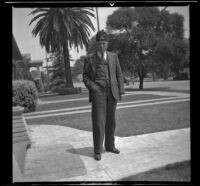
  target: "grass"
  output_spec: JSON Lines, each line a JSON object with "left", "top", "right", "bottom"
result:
{"left": 36, "top": 94, "right": 171, "bottom": 112}
{"left": 118, "top": 161, "right": 191, "bottom": 182}
{"left": 115, "top": 100, "right": 190, "bottom": 137}
{"left": 26, "top": 101, "right": 190, "bottom": 137}
{"left": 36, "top": 99, "right": 89, "bottom": 112}
{"left": 125, "top": 87, "right": 190, "bottom": 94}
{"left": 40, "top": 92, "right": 88, "bottom": 102}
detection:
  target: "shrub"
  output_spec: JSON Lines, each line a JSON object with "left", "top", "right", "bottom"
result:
{"left": 57, "top": 87, "right": 82, "bottom": 95}
{"left": 49, "top": 80, "right": 66, "bottom": 93}
{"left": 173, "top": 72, "right": 189, "bottom": 80}
{"left": 13, "top": 80, "right": 39, "bottom": 113}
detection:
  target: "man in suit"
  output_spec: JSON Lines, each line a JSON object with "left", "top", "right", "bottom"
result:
{"left": 83, "top": 30, "right": 125, "bottom": 161}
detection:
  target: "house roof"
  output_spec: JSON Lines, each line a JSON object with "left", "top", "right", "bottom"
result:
{"left": 12, "top": 34, "right": 23, "bottom": 61}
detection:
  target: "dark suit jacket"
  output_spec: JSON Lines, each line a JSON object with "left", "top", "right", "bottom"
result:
{"left": 83, "top": 51, "right": 125, "bottom": 102}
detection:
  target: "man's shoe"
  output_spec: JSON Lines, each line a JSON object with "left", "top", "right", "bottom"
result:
{"left": 94, "top": 153, "right": 101, "bottom": 161}
{"left": 106, "top": 147, "right": 120, "bottom": 154}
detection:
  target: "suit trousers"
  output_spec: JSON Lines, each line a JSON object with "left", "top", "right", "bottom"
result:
{"left": 91, "top": 84, "right": 117, "bottom": 154}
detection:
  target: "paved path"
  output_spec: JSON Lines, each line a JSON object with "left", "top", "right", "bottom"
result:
{"left": 23, "top": 125, "right": 190, "bottom": 181}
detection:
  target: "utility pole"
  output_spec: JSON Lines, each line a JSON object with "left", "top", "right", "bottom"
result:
{"left": 96, "top": 7, "right": 100, "bottom": 31}
{"left": 161, "top": 6, "right": 168, "bottom": 12}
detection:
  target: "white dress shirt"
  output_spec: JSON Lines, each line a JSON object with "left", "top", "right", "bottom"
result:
{"left": 97, "top": 51, "right": 107, "bottom": 60}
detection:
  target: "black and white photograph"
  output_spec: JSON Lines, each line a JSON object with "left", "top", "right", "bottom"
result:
{"left": 10, "top": 1, "right": 193, "bottom": 183}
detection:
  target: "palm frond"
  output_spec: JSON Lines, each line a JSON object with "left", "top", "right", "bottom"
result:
{"left": 29, "top": 7, "right": 96, "bottom": 53}
{"left": 29, "top": 13, "right": 48, "bottom": 26}
{"left": 29, "top": 8, "right": 49, "bottom": 15}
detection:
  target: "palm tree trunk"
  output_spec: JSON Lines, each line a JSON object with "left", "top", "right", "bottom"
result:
{"left": 62, "top": 41, "right": 74, "bottom": 88}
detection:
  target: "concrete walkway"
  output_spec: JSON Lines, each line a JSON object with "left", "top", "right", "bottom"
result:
{"left": 23, "top": 125, "right": 190, "bottom": 181}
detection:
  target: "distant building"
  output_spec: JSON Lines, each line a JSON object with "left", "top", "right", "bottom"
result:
{"left": 12, "top": 35, "right": 45, "bottom": 92}
{"left": 12, "top": 34, "right": 26, "bottom": 80}
{"left": 23, "top": 54, "right": 44, "bottom": 93}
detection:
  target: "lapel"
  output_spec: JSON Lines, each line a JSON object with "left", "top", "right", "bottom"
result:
{"left": 89, "top": 51, "right": 114, "bottom": 76}
{"left": 89, "top": 53, "right": 98, "bottom": 74}
{"left": 107, "top": 51, "right": 114, "bottom": 72}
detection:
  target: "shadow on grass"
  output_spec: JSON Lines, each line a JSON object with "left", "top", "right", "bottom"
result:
{"left": 67, "top": 146, "right": 94, "bottom": 158}
{"left": 118, "top": 161, "right": 190, "bottom": 182}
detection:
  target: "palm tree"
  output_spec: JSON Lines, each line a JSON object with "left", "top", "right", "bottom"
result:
{"left": 29, "top": 8, "right": 96, "bottom": 88}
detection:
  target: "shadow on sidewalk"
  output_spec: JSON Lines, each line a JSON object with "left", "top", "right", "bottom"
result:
{"left": 66, "top": 146, "right": 94, "bottom": 158}
{"left": 22, "top": 143, "right": 87, "bottom": 181}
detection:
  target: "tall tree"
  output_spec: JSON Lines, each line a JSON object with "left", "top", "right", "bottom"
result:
{"left": 153, "top": 35, "right": 174, "bottom": 79}
{"left": 71, "top": 55, "right": 86, "bottom": 78}
{"left": 48, "top": 52, "right": 65, "bottom": 91}
{"left": 29, "top": 8, "right": 95, "bottom": 88}
{"left": 107, "top": 7, "right": 159, "bottom": 89}
{"left": 106, "top": 7, "right": 186, "bottom": 89}
{"left": 170, "top": 38, "right": 188, "bottom": 75}
{"left": 48, "top": 52, "right": 73, "bottom": 92}
{"left": 106, "top": 7, "right": 136, "bottom": 32}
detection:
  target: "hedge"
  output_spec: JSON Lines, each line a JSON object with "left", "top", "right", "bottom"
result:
{"left": 13, "top": 80, "right": 39, "bottom": 113}
{"left": 57, "top": 87, "right": 82, "bottom": 95}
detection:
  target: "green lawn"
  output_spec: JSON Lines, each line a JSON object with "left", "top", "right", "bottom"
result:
{"left": 125, "top": 87, "right": 190, "bottom": 94}
{"left": 26, "top": 101, "right": 190, "bottom": 137}
{"left": 36, "top": 94, "right": 172, "bottom": 112}
{"left": 118, "top": 161, "right": 190, "bottom": 182}
{"left": 37, "top": 99, "right": 90, "bottom": 112}
{"left": 40, "top": 92, "right": 89, "bottom": 102}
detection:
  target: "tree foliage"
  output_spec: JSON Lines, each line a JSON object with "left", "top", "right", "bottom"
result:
{"left": 105, "top": 7, "right": 188, "bottom": 89}
{"left": 71, "top": 56, "right": 86, "bottom": 78}
{"left": 106, "top": 7, "right": 136, "bottom": 32}
{"left": 29, "top": 8, "right": 96, "bottom": 88}
{"left": 48, "top": 52, "right": 73, "bottom": 92}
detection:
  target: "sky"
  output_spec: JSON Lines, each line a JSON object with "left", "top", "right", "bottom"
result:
{"left": 12, "top": 6, "right": 189, "bottom": 67}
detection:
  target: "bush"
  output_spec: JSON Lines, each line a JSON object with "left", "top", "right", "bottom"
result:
{"left": 173, "top": 72, "right": 189, "bottom": 80}
{"left": 50, "top": 82, "right": 66, "bottom": 93}
{"left": 13, "top": 80, "right": 39, "bottom": 113}
{"left": 57, "top": 87, "right": 82, "bottom": 95}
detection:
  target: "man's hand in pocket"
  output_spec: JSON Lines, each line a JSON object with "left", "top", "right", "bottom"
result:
{"left": 92, "top": 84, "right": 101, "bottom": 92}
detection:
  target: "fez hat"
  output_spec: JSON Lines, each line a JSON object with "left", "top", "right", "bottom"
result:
{"left": 96, "top": 30, "right": 108, "bottom": 42}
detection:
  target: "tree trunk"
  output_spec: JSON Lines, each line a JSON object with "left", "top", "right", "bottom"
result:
{"left": 62, "top": 41, "right": 74, "bottom": 88}
{"left": 137, "top": 62, "right": 145, "bottom": 90}
{"left": 139, "top": 76, "right": 144, "bottom": 90}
